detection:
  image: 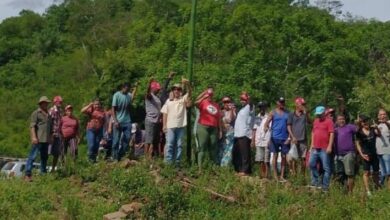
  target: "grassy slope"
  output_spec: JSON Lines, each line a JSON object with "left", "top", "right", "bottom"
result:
{"left": 1, "top": 150, "right": 390, "bottom": 220}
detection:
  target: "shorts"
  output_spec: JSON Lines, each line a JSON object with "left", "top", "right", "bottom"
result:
{"left": 334, "top": 152, "right": 356, "bottom": 176}
{"left": 255, "top": 146, "right": 270, "bottom": 162}
{"left": 145, "top": 120, "right": 161, "bottom": 145}
{"left": 49, "top": 136, "right": 63, "bottom": 157}
{"left": 362, "top": 154, "right": 380, "bottom": 172}
{"left": 269, "top": 138, "right": 290, "bottom": 155}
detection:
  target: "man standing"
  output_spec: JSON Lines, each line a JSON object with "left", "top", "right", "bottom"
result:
{"left": 145, "top": 79, "right": 162, "bottom": 160}
{"left": 112, "top": 82, "right": 138, "bottom": 162}
{"left": 144, "top": 72, "right": 175, "bottom": 160}
{"left": 252, "top": 101, "right": 271, "bottom": 178}
{"left": 160, "top": 78, "right": 191, "bottom": 165}
{"left": 264, "top": 97, "right": 289, "bottom": 182}
{"left": 376, "top": 108, "right": 390, "bottom": 189}
{"left": 309, "top": 106, "right": 334, "bottom": 192}
{"left": 287, "top": 97, "right": 310, "bottom": 176}
{"left": 334, "top": 114, "right": 357, "bottom": 193}
{"left": 233, "top": 92, "right": 255, "bottom": 176}
{"left": 25, "top": 96, "right": 52, "bottom": 181}
{"left": 49, "top": 96, "right": 63, "bottom": 172}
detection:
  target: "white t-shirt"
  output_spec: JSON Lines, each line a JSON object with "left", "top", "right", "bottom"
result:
{"left": 253, "top": 113, "right": 271, "bottom": 147}
{"left": 161, "top": 94, "right": 189, "bottom": 129}
{"left": 376, "top": 121, "right": 390, "bottom": 155}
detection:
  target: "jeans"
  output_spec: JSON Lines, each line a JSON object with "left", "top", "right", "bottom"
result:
{"left": 86, "top": 128, "right": 103, "bottom": 162}
{"left": 112, "top": 122, "right": 132, "bottom": 161}
{"left": 379, "top": 154, "right": 390, "bottom": 184}
{"left": 25, "top": 143, "right": 49, "bottom": 177}
{"left": 165, "top": 127, "right": 185, "bottom": 165}
{"left": 309, "top": 148, "right": 331, "bottom": 189}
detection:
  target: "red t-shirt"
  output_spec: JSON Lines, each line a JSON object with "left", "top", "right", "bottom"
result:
{"left": 312, "top": 118, "right": 334, "bottom": 149}
{"left": 198, "top": 99, "right": 220, "bottom": 127}
{"left": 86, "top": 107, "right": 105, "bottom": 130}
{"left": 61, "top": 116, "right": 79, "bottom": 139}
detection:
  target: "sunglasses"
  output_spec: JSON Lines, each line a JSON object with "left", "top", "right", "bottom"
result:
{"left": 173, "top": 88, "right": 182, "bottom": 91}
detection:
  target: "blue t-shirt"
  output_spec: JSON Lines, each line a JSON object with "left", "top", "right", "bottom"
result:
{"left": 112, "top": 91, "right": 132, "bottom": 123}
{"left": 271, "top": 109, "right": 289, "bottom": 140}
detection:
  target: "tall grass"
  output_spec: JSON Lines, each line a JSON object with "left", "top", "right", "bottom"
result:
{"left": 1, "top": 157, "right": 390, "bottom": 219}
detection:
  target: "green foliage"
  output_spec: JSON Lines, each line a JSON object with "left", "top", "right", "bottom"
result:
{"left": 0, "top": 0, "right": 390, "bottom": 157}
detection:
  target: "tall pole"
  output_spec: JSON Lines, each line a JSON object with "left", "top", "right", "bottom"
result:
{"left": 187, "top": 0, "right": 197, "bottom": 164}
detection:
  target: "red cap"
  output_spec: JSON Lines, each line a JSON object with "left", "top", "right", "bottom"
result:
{"left": 325, "top": 108, "right": 335, "bottom": 115}
{"left": 240, "top": 92, "right": 250, "bottom": 101}
{"left": 53, "top": 96, "right": 63, "bottom": 103}
{"left": 150, "top": 81, "right": 161, "bottom": 91}
{"left": 295, "top": 97, "right": 305, "bottom": 105}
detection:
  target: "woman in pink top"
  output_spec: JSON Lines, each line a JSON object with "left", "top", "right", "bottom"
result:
{"left": 60, "top": 105, "right": 80, "bottom": 160}
{"left": 81, "top": 98, "right": 105, "bottom": 163}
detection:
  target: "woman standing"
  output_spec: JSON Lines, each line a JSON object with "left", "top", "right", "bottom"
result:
{"left": 356, "top": 115, "right": 381, "bottom": 196}
{"left": 60, "top": 105, "right": 80, "bottom": 160}
{"left": 220, "top": 97, "right": 236, "bottom": 166}
{"left": 195, "top": 87, "right": 222, "bottom": 169}
{"left": 81, "top": 98, "right": 105, "bottom": 163}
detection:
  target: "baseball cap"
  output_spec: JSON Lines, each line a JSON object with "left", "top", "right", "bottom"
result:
{"left": 65, "top": 105, "right": 73, "bottom": 110}
{"left": 150, "top": 81, "right": 161, "bottom": 91}
{"left": 257, "top": 101, "right": 268, "bottom": 108}
{"left": 277, "top": 97, "right": 285, "bottom": 103}
{"left": 295, "top": 97, "right": 305, "bottom": 105}
{"left": 325, "top": 108, "right": 335, "bottom": 115}
{"left": 315, "top": 106, "right": 326, "bottom": 115}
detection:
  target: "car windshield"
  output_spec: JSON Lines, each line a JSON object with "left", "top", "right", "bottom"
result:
{"left": 2, "top": 162, "right": 15, "bottom": 171}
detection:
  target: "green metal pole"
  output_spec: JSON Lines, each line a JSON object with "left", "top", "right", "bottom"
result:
{"left": 187, "top": 0, "right": 197, "bottom": 164}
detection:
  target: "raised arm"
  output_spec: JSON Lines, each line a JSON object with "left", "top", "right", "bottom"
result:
{"left": 81, "top": 103, "right": 93, "bottom": 114}
{"left": 131, "top": 82, "right": 139, "bottom": 102}
{"left": 182, "top": 78, "right": 192, "bottom": 107}
{"left": 195, "top": 91, "right": 208, "bottom": 106}
{"left": 146, "top": 78, "right": 154, "bottom": 99}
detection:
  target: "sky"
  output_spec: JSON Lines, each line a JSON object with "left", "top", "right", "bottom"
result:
{"left": 0, "top": 0, "right": 389, "bottom": 22}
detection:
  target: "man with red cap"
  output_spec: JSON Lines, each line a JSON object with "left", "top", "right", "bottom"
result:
{"left": 233, "top": 92, "right": 255, "bottom": 176}
{"left": 144, "top": 72, "right": 175, "bottom": 160}
{"left": 49, "top": 95, "right": 63, "bottom": 172}
{"left": 145, "top": 78, "right": 162, "bottom": 160}
{"left": 287, "top": 97, "right": 311, "bottom": 176}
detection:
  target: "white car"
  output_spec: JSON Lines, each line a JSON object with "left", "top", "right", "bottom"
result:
{"left": 1, "top": 161, "right": 40, "bottom": 177}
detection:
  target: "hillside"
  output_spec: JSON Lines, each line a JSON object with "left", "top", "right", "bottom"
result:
{"left": 1, "top": 0, "right": 390, "bottom": 157}
{"left": 2, "top": 158, "right": 390, "bottom": 219}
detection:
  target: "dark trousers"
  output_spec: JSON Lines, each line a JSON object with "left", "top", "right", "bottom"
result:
{"left": 233, "top": 137, "right": 251, "bottom": 174}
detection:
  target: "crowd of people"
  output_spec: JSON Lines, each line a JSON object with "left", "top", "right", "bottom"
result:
{"left": 24, "top": 72, "right": 390, "bottom": 196}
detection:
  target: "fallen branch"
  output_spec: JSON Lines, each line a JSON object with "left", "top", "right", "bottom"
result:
{"left": 180, "top": 178, "right": 236, "bottom": 203}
